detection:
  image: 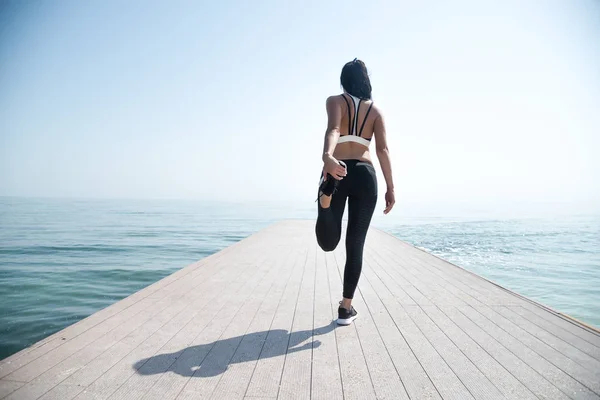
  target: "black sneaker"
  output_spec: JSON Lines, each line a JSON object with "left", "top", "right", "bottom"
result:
{"left": 316, "top": 161, "right": 346, "bottom": 202}
{"left": 337, "top": 302, "right": 358, "bottom": 325}
{"left": 317, "top": 173, "right": 337, "bottom": 199}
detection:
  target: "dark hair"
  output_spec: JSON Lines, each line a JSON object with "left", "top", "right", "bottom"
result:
{"left": 340, "top": 58, "right": 372, "bottom": 100}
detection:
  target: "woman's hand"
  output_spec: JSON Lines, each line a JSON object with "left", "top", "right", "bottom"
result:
{"left": 323, "top": 154, "right": 347, "bottom": 180}
{"left": 384, "top": 189, "right": 395, "bottom": 214}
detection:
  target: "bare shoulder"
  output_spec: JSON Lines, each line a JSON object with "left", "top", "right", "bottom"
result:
{"left": 370, "top": 102, "right": 384, "bottom": 120}
{"left": 326, "top": 94, "right": 344, "bottom": 106}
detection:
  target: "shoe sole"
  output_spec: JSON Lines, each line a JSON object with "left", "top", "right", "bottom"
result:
{"left": 336, "top": 315, "right": 357, "bottom": 326}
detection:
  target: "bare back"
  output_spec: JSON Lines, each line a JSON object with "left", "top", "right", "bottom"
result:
{"left": 328, "top": 93, "right": 381, "bottom": 164}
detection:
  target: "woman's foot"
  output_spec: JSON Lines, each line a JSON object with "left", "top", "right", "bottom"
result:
{"left": 317, "top": 161, "right": 346, "bottom": 208}
{"left": 337, "top": 302, "right": 358, "bottom": 326}
{"left": 318, "top": 174, "right": 336, "bottom": 208}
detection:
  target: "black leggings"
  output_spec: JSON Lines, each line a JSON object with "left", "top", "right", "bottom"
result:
{"left": 316, "top": 159, "right": 378, "bottom": 299}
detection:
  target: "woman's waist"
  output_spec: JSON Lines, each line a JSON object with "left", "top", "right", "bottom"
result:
{"left": 333, "top": 147, "right": 373, "bottom": 165}
{"left": 337, "top": 158, "right": 376, "bottom": 177}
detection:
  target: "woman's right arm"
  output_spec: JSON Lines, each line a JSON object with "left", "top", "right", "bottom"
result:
{"left": 322, "top": 96, "right": 347, "bottom": 180}
{"left": 322, "top": 96, "right": 341, "bottom": 160}
{"left": 374, "top": 110, "right": 396, "bottom": 214}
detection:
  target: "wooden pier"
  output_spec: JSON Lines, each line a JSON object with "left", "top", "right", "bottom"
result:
{"left": 1, "top": 220, "right": 599, "bottom": 399}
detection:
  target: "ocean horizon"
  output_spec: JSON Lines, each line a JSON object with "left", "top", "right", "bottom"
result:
{"left": 1, "top": 196, "right": 599, "bottom": 360}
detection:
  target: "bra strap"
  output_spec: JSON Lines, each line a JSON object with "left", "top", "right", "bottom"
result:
{"left": 358, "top": 102, "right": 373, "bottom": 137}
{"left": 341, "top": 94, "right": 353, "bottom": 135}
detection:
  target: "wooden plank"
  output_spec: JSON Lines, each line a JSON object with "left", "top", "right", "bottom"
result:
{"left": 371, "top": 231, "right": 521, "bottom": 306}
{"left": 179, "top": 245, "right": 298, "bottom": 398}
{"left": 460, "top": 305, "right": 598, "bottom": 399}
{"left": 311, "top": 248, "right": 343, "bottom": 400}
{"left": 497, "top": 307, "right": 600, "bottom": 362}
{"left": 359, "top": 238, "right": 416, "bottom": 306}
{"left": 4, "top": 241, "right": 253, "bottom": 400}
{"left": 373, "top": 229, "right": 599, "bottom": 335}
{"left": 1, "top": 247, "right": 235, "bottom": 384}
{"left": 488, "top": 306, "right": 600, "bottom": 395}
{"left": 63, "top": 242, "right": 259, "bottom": 391}
{"left": 0, "top": 241, "right": 238, "bottom": 370}
{"left": 327, "top": 249, "right": 377, "bottom": 400}
{"left": 35, "top": 260, "right": 231, "bottom": 390}
{"left": 362, "top": 261, "right": 416, "bottom": 306}
{"left": 365, "top": 247, "right": 433, "bottom": 306}
{"left": 240, "top": 244, "right": 308, "bottom": 398}
{"left": 402, "top": 306, "right": 504, "bottom": 399}
{"left": 369, "top": 246, "right": 469, "bottom": 306}
{"left": 516, "top": 303, "right": 600, "bottom": 344}
{"left": 372, "top": 239, "right": 537, "bottom": 400}
{"left": 207, "top": 246, "right": 300, "bottom": 400}
{"left": 1, "top": 296, "right": 158, "bottom": 381}
{"left": 3, "top": 265, "right": 236, "bottom": 400}
{"left": 364, "top": 255, "right": 475, "bottom": 400}
{"left": 372, "top": 227, "right": 598, "bottom": 372}
{"left": 63, "top": 282, "right": 223, "bottom": 389}
{"left": 132, "top": 250, "right": 275, "bottom": 400}
{"left": 379, "top": 232, "right": 515, "bottom": 305}
{"left": 103, "top": 250, "right": 283, "bottom": 400}
{"left": 373, "top": 241, "right": 486, "bottom": 306}
{"left": 336, "top": 265, "right": 409, "bottom": 399}
{"left": 360, "top": 266, "right": 441, "bottom": 400}
{"left": 276, "top": 242, "right": 316, "bottom": 400}
{"left": 38, "top": 384, "right": 84, "bottom": 400}
{"left": 243, "top": 397, "right": 274, "bottom": 400}
{"left": 1, "top": 382, "right": 83, "bottom": 400}
{"left": 70, "top": 242, "right": 272, "bottom": 400}
{"left": 0, "top": 380, "right": 24, "bottom": 399}
{"left": 440, "top": 306, "right": 571, "bottom": 400}
{"left": 348, "top": 270, "right": 412, "bottom": 399}
{"left": 421, "top": 306, "right": 537, "bottom": 400}
{"left": 410, "top": 254, "right": 519, "bottom": 306}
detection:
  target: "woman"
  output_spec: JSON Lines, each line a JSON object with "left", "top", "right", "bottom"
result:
{"left": 316, "top": 58, "right": 395, "bottom": 326}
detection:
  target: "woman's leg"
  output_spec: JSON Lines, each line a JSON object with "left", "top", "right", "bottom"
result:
{"left": 341, "top": 162, "right": 377, "bottom": 304}
{"left": 315, "top": 178, "right": 348, "bottom": 252}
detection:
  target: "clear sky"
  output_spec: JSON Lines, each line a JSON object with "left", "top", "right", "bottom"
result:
{"left": 1, "top": 0, "right": 599, "bottom": 216}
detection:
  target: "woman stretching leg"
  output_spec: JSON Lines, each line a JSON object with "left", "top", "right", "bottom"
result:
{"left": 316, "top": 59, "right": 395, "bottom": 326}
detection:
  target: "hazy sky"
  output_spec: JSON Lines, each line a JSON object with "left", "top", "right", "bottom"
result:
{"left": 1, "top": 0, "right": 599, "bottom": 215}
